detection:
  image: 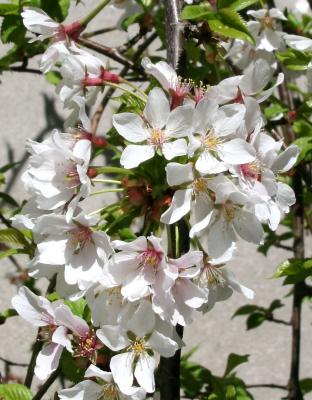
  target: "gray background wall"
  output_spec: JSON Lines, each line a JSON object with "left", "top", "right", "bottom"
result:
{"left": 0, "top": 2, "right": 311, "bottom": 399}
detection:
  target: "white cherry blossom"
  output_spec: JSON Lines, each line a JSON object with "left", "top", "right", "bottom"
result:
{"left": 113, "top": 88, "right": 193, "bottom": 168}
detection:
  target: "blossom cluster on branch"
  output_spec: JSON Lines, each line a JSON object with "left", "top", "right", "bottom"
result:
{"left": 6, "top": 0, "right": 311, "bottom": 398}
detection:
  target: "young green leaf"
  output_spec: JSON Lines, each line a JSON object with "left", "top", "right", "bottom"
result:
{"left": 208, "top": 8, "right": 255, "bottom": 45}
{"left": 180, "top": 5, "right": 212, "bottom": 20}
{"left": 217, "top": 0, "right": 260, "bottom": 11}
{"left": 0, "top": 384, "right": 32, "bottom": 400}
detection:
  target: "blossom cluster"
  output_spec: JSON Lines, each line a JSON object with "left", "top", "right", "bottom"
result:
{"left": 9, "top": 1, "right": 308, "bottom": 398}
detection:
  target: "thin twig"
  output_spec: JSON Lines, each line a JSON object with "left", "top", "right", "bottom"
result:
{"left": 267, "top": 317, "right": 291, "bottom": 326}
{"left": 275, "top": 244, "right": 293, "bottom": 251}
{"left": 32, "top": 367, "right": 61, "bottom": 400}
{"left": 7, "top": 67, "right": 42, "bottom": 75}
{"left": 81, "top": 27, "right": 116, "bottom": 38}
{"left": 0, "top": 356, "right": 28, "bottom": 367}
{"left": 246, "top": 383, "right": 287, "bottom": 390}
{"left": 24, "top": 340, "right": 42, "bottom": 388}
{"left": 78, "top": 37, "right": 136, "bottom": 70}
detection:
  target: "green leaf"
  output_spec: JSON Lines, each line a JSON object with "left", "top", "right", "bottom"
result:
{"left": 0, "top": 384, "right": 32, "bottom": 400}
{"left": 217, "top": 0, "right": 260, "bottom": 11}
{"left": 64, "top": 298, "right": 86, "bottom": 318}
{"left": 0, "top": 228, "right": 29, "bottom": 246}
{"left": 40, "top": 0, "right": 71, "bottom": 22}
{"left": 1, "top": 15, "right": 25, "bottom": 45}
{"left": 294, "top": 137, "right": 312, "bottom": 163}
{"left": 60, "top": 351, "right": 85, "bottom": 383}
{"left": 181, "top": 5, "right": 212, "bottom": 20}
{"left": 45, "top": 71, "right": 61, "bottom": 85}
{"left": 224, "top": 354, "right": 249, "bottom": 377}
{"left": 0, "top": 192, "right": 19, "bottom": 207}
{"left": 264, "top": 102, "right": 287, "bottom": 120}
{"left": 232, "top": 305, "right": 260, "bottom": 317}
{"left": 0, "top": 248, "right": 26, "bottom": 260}
{"left": 246, "top": 312, "right": 266, "bottom": 330}
{"left": 0, "top": 308, "right": 18, "bottom": 324}
{"left": 121, "top": 12, "right": 144, "bottom": 30}
{"left": 274, "top": 258, "right": 312, "bottom": 278}
{"left": 300, "top": 378, "right": 312, "bottom": 395}
{"left": 276, "top": 49, "right": 311, "bottom": 71}
{"left": 208, "top": 8, "right": 255, "bottom": 45}
{"left": 0, "top": 161, "right": 21, "bottom": 173}
{"left": 0, "top": 4, "right": 19, "bottom": 16}
{"left": 274, "top": 259, "right": 312, "bottom": 284}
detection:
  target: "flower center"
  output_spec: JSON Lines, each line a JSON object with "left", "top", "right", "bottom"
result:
{"left": 65, "top": 164, "right": 81, "bottom": 187}
{"left": 193, "top": 178, "right": 208, "bottom": 193}
{"left": 138, "top": 248, "right": 163, "bottom": 269}
{"left": 222, "top": 202, "right": 235, "bottom": 222}
{"left": 202, "top": 133, "right": 221, "bottom": 151}
{"left": 240, "top": 161, "right": 261, "bottom": 180}
{"left": 74, "top": 330, "right": 98, "bottom": 362}
{"left": 201, "top": 264, "right": 226, "bottom": 288}
{"left": 130, "top": 338, "right": 146, "bottom": 355}
{"left": 149, "top": 128, "right": 166, "bottom": 148}
{"left": 69, "top": 225, "right": 93, "bottom": 253}
{"left": 261, "top": 15, "right": 274, "bottom": 29}
{"left": 98, "top": 383, "right": 119, "bottom": 400}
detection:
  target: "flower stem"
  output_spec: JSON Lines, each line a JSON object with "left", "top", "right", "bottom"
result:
{"left": 94, "top": 166, "right": 134, "bottom": 176}
{"left": 90, "top": 188, "right": 124, "bottom": 196}
{"left": 92, "top": 178, "right": 122, "bottom": 185}
{"left": 103, "top": 81, "right": 147, "bottom": 103}
{"left": 32, "top": 367, "right": 61, "bottom": 400}
{"left": 80, "top": 0, "right": 111, "bottom": 27}
{"left": 122, "top": 78, "right": 148, "bottom": 99}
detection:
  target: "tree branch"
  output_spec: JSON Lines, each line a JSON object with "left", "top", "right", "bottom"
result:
{"left": 32, "top": 367, "right": 61, "bottom": 400}
{"left": 157, "top": 3, "right": 187, "bottom": 399}
{"left": 78, "top": 37, "right": 137, "bottom": 70}
{"left": 246, "top": 383, "right": 287, "bottom": 390}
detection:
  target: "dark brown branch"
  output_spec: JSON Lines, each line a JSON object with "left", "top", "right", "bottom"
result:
{"left": 7, "top": 67, "right": 42, "bottom": 75}
{"left": 288, "top": 166, "right": 305, "bottom": 400}
{"left": 32, "top": 367, "right": 61, "bottom": 400}
{"left": 77, "top": 37, "right": 136, "bottom": 70}
{"left": 0, "top": 356, "right": 28, "bottom": 367}
{"left": 157, "top": 3, "right": 187, "bottom": 399}
{"left": 267, "top": 317, "right": 291, "bottom": 326}
{"left": 24, "top": 339, "right": 42, "bottom": 388}
{"left": 81, "top": 27, "right": 115, "bottom": 38}
{"left": 246, "top": 383, "right": 287, "bottom": 390}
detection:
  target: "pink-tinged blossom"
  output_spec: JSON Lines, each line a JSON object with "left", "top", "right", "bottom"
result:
{"left": 160, "top": 162, "right": 214, "bottom": 225}
{"left": 97, "top": 301, "right": 179, "bottom": 393}
{"left": 107, "top": 235, "right": 174, "bottom": 302}
{"left": 32, "top": 211, "right": 113, "bottom": 288}
{"left": 190, "top": 175, "right": 264, "bottom": 258}
{"left": 21, "top": 8, "right": 84, "bottom": 72}
{"left": 231, "top": 131, "right": 299, "bottom": 229}
{"left": 142, "top": 58, "right": 192, "bottom": 109}
{"left": 113, "top": 88, "right": 193, "bottom": 169}
{"left": 11, "top": 286, "right": 90, "bottom": 380}
{"left": 152, "top": 251, "right": 207, "bottom": 326}
{"left": 197, "top": 248, "right": 255, "bottom": 312}
{"left": 206, "top": 59, "right": 284, "bottom": 105}
{"left": 22, "top": 131, "right": 91, "bottom": 221}
{"left": 189, "top": 98, "right": 255, "bottom": 174}
{"left": 59, "top": 364, "right": 146, "bottom": 400}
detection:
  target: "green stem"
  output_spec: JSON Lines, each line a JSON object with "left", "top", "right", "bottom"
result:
{"left": 80, "top": 0, "right": 111, "bottom": 27}
{"left": 94, "top": 166, "right": 134, "bottom": 176}
{"left": 104, "top": 81, "right": 147, "bottom": 102}
{"left": 122, "top": 79, "right": 148, "bottom": 99}
{"left": 92, "top": 179, "right": 122, "bottom": 185}
{"left": 90, "top": 188, "right": 124, "bottom": 196}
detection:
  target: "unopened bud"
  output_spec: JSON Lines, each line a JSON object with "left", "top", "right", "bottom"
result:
{"left": 288, "top": 110, "right": 297, "bottom": 121}
{"left": 87, "top": 168, "right": 98, "bottom": 179}
{"left": 92, "top": 136, "right": 108, "bottom": 148}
